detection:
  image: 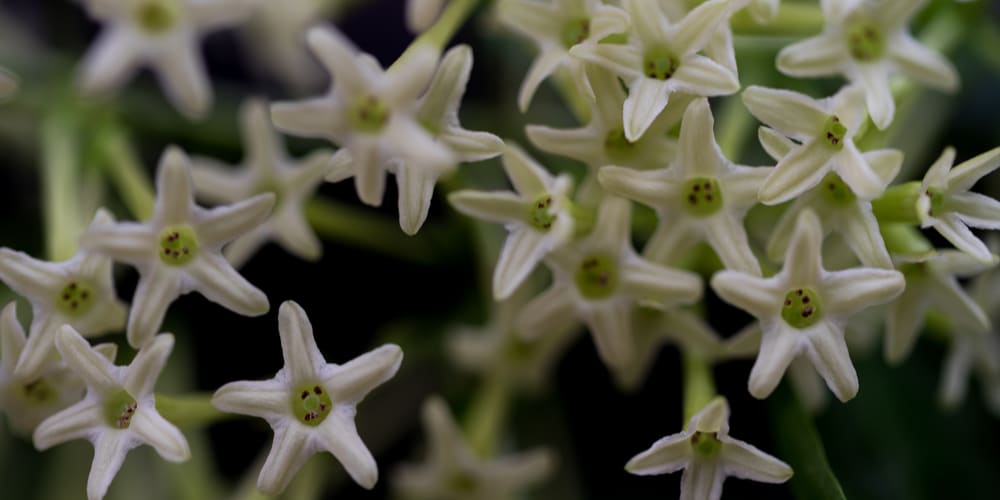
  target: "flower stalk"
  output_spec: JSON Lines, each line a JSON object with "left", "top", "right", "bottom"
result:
{"left": 96, "top": 123, "right": 156, "bottom": 221}
{"left": 682, "top": 352, "right": 716, "bottom": 423}
{"left": 462, "top": 373, "right": 512, "bottom": 458}
{"left": 41, "top": 110, "right": 83, "bottom": 261}
{"left": 155, "top": 393, "right": 233, "bottom": 428}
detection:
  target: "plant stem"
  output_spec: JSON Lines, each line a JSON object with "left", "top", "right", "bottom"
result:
{"left": 394, "top": 0, "right": 480, "bottom": 69}
{"left": 768, "top": 384, "right": 847, "bottom": 500}
{"left": 730, "top": 3, "right": 824, "bottom": 37}
{"left": 97, "top": 124, "right": 156, "bottom": 221}
{"left": 304, "top": 197, "right": 439, "bottom": 264}
{"left": 156, "top": 393, "right": 233, "bottom": 428}
{"left": 682, "top": 351, "right": 717, "bottom": 423}
{"left": 463, "top": 373, "right": 511, "bottom": 457}
{"left": 41, "top": 110, "right": 82, "bottom": 261}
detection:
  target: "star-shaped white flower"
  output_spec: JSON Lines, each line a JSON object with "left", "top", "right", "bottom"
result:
{"left": 600, "top": 97, "right": 769, "bottom": 275}
{"left": 392, "top": 395, "right": 554, "bottom": 500}
{"left": 626, "top": 397, "right": 792, "bottom": 500}
{"left": 570, "top": 0, "right": 739, "bottom": 141}
{"left": 77, "top": 0, "right": 253, "bottom": 118}
{"left": 916, "top": 146, "right": 1000, "bottom": 263}
{"left": 33, "top": 326, "right": 189, "bottom": 500}
{"left": 743, "top": 84, "right": 893, "bottom": 204}
{"left": 81, "top": 146, "right": 273, "bottom": 348}
{"left": 190, "top": 98, "right": 334, "bottom": 267}
{"left": 519, "top": 197, "right": 703, "bottom": 370}
{"left": 711, "top": 209, "right": 904, "bottom": 401}
{"left": 0, "top": 66, "right": 17, "bottom": 99}
{"left": 0, "top": 209, "right": 127, "bottom": 379}
{"left": 776, "top": 0, "right": 958, "bottom": 129}
{"left": 448, "top": 144, "right": 576, "bottom": 300}
{"left": 212, "top": 301, "right": 403, "bottom": 495}
{"left": 497, "top": 0, "right": 629, "bottom": 111}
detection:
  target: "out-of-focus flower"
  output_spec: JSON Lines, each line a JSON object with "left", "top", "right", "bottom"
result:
{"left": 407, "top": 0, "right": 446, "bottom": 33}
{"left": 0, "top": 66, "right": 17, "bottom": 99}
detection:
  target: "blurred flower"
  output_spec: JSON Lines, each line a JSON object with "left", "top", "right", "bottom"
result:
{"left": 407, "top": 0, "right": 445, "bottom": 33}
{"left": 0, "top": 66, "right": 17, "bottom": 99}
{"left": 241, "top": 0, "right": 336, "bottom": 91}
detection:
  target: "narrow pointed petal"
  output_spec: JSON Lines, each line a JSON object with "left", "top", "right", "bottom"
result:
{"left": 720, "top": 439, "right": 793, "bottom": 482}
{"left": 624, "top": 0, "right": 669, "bottom": 46}
{"left": 442, "top": 128, "right": 504, "bottom": 163}
{"left": 503, "top": 145, "right": 550, "bottom": 196}
{"left": 130, "top": 408, "right": 190, "bottom": 462}
{"left": 305, "top": 26, "right": 368, "bottom": 96}
{"left": 839, "top": 203, "right": 893, "bottom": 268}
{"left": 748, "top": 327, "right": 800, "bottom": 399}
{"left": 258, "top": 425, "right": 312, "bottom": 496}
{"left": 625, "top": 433, "right": 691, "bottom": 475}
{"left": 518, "top": 286, "right": 577, "bottom": 340}
{"left": 490, "top": 447, "right": 555, "bottom": 484}
{"left": 78, "top": 28, "right": 141, "bottom": 95}
{"left": 677, "top": 98, "right": 725, "bottom": 176}
{"left": 836, "top": 142, "right": 885, "bottom": 200}
{"left": 190, "top": 159, "right": 244, "bottom": 204}
{"left": 643, "top": 218, "right": 699, "bottom": 265}
{"left": 277, "top": 301, "right": 325, "bottom": 384}
{"left": 383, "top": 46, "right": 437, "bottom": 104}
{"left": 569, "top": 43, "right": 643, "bottom": 80}
{"left": 271, "top": 211, "right": 322, "bottom": 262}
{"left": 742, "top": 86, "right": 827, "bottom": 140}
{"left": 623, "top": 78, "right": 670, "bottom": 142}
{"left": 123, "top": 334, "right": 174, "bottom": 397}
{"left": 55, "top": 325, "right": 118, "bottom": 393}
{"left": 760, "top": 140, "right": 831, "bottom": 205}
{"left": 823, "top": 268, "right": 904, "bottom": 317}
{"left": 88, "top": 431, "right": 130, "bottom": 500}
{"left": 804, "top": 322, "right": 858, "bottom": 401}
{"left": 127, "top": 266, "right": 181, "bottom": 349}
{"left": 525, "top": 125, "right": 599, "bottom": 165}
{"left": 32, "top": 402, "right": 103, "bottom": 450}
{"left": 598, "top": 166, "right": 676, "bottom": 210}
{"left": 14, "top": 315, "right": 63, "bottom": 380}
{"left": 671, "top": 56, "right": 739, "bottom": 97}
{"left": 885, "top": 288, "right": 927, "bottom": 364}
{"left": 271, "top": 98, "right": 345, "bottom": 139}
{"left": 314, "top": 412, "right": 379, "bottom": 489}
{"left": 705, "top": 213, "right": 762, "bottom": 275}
{"left": 154, "top": 39, "right": 212, "bottom": 119}
{"left": 949, "top": 192, "right": 1000, "bottom": 229}
{"left": 946, "top": 146, "right": 1000, "bottom": 193}
{"left": 324, "top": 344, "right": 402, "bottom": 403}
{"left": 671, "top": 0, "right": 732, "bottom": 56}
{"left": 776, "top": 33, "right": 847, "bottom": 77}
{"left": 927, "top": 276, "right": 990, "bottom": 333}
{"left": 287, "top": 150, "right": 337, "bottom": 194}
{"left": 921, "top": 147, "right": 956, "bottom": 191}
{"left": 196, "top": 193, "right": 275, "bottom": 246}
{"left": 351, "top": 142, "right": 387, "bottom": 206}
{"left": 622, "top": 258, "right": 703, "bottom": 305}
{"left": 155, "top": 147, "right": 195, "bottom": 224}
{"left": 240, "top": 99, "right": 281, "bottom": 166}
{"left": 397, "top": 166, "right": 438, "bottom": 235}
{"left": 758, "top": 126, "right": 793, "bottom": 163}
{"left": 0, "top": 248, "right": 63, "bottom": 298}
{"left": 710, "top": 271, "right": 782, "bottom": 319}
{"left": 447, "top": 191, "right": 526, "bottom": 224}
{"left": 518, "top": 49, "right": 564, "bottom": 112}
{"left": 865, "top": 148, "right": 904, "bottom": 185}
{"left": 221, "top": 229, "right": 268, "bottom": 269}
{"left": 422, "top": 396, "right": 465, "bottom": 458}
{"left": 931, "top": 214, "right": 992, "bottom": 262}
{"left": 939, "top": 339, "right": 973, "bottom": 408}
{"left": 591, "top": 197, "right": 632, "bottom": 253}
{"left": 418, "top": 45, "right": 470, "bottom": 125}
{"left": 212, "top": 379, "right": 289, "bottom": 419}
{"left": 725, "top": 166, "right": 773, "bottom": 207}
{"left": 186, "top": 254, "right": 269, "bottom": 316}
{"left": 889, "top": 34, "right": 958, "bottom": 91}
{"left": 854, "top": 63, "right": 894, "bottom": 130}
{"left": 680, "top": 460, "right": 724, "bottom": 500}
{"left": 585, "top": 303, "right": 633, "bottom": 369}
{"left": 0, "top": 302, "right": 25, "bottom": 373}
{"left": 80, "top": 223, "right": 156, "bottom": 264}
{"left": 783, "top": 209, "right": 824, "bottom": 286}
{"left": 494, "top": 227, "right": 549, "bottom": 300}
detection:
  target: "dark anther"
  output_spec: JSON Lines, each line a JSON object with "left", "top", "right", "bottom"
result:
{"left": 300, "top": 391, "right": 308, "bottom": 399}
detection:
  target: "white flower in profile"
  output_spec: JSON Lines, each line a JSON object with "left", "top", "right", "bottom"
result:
{"left": 190, "top": 98, "right": 334, "bottom": 267}
{"left": 916, "top": 146, "right": 1000, "bottom": 263}
{"left": 626, "top": 397, "right": 792, "bottom": 500}
{"left": 77, "top": 0, "right": 253, "bottom": 119}
{"left": 0, "top": 209, "right": 127, "bottom": 380}
{"left": 406, "top": 0, "right": 446, "bottom": 33}
{"left": 448, "top": 144, "right": 576, "bottom": 300}
{"left": 33, "top": 327, "right": 189, "bottom": 500}
{"left": 392, "top": 396, "right": 554, "bottom": 500}
{"left": 0, "top": 66, "right": 17, "bottom": 99}
{"left": 497, "top": 0, "right": 629, "bottom": 111}
{"left": 711, "top": 209, "right": 904, "bottom": 401}
{"left": 81, "top": 146, "right": 273, "bottom": 348}
{"left": 599, "top": 97, "right": 769, "bottom": 275}
{"left": 570, "top": 0, "right": 738, "bottom": 141}
{"left": 212, "top": 301, "right": 403, "bottom": 495}
{"left": 776, "top": 0, "right": 958, "bottom": 129}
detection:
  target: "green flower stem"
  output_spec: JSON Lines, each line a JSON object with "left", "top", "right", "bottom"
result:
{"left": 716, "top": 94, "right": 754, "bottom": 160}
{"left": 730, "top": 3, "right": 825, "bottom": 37}
{"left": 305, "top": 197, "right": 440, "bottom": 264}
{"left": 880, "top": 223, "right": 933, "bottom": 257}
{"left": 155, "top": 393, "right": 233, "bottom": 428}
{"left": 41, "top": 110, "right": 83, "bottom": 261}
{"left": 394, "top": 0, "right": 480, "bottom": 69}
{"left": 551, "top": 67, "right": 592, "bottom": 124}
{"left": 682, "top": 352, "right": 716, "bottom": 423}
{"left": 97, "top": 124, "right": 156, "bottom": 221}
{"left": 463, "top": 373, "right": 512, "bottom": 458}
{"left": 871, "top": 181, "right": 922, "bottom": 225}
{"left": 768, "top": 384, "right": 847, "bottom": 500}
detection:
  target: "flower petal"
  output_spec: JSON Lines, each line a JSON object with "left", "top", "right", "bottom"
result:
{"left": 211, "top": 379, "right": 290, "bottom": 420}
{"left": 679, "top": 459, "right": 724, "bottom": 500}
{"left": 782, "top": 209, "right": 824, "bottom": 286}
{"left": 720, "top": 438, "right": 793, "bottom": 483}
{"left": 748, "top": 325, "right": 800, "bottom": 399}
{"left": 185, "top": 253, "right": 269, "bottom": 316}
{"left": 270, "top": 211, "right": 323, "bottom": 263}
{"left": 588, "top": 302, "right": 636, "bottom": 372}
{"left": 623, "top": 77, "right": 671, "bottom": 142}
{"left": 762, "top": 140, "right": 831, "bottom": 206}
{"left": 130, "top": 407, "right": 190, "bottom": 462}
{"left": 835, "top": 142, "right": 885, "bottom": 200}
{"left": 838, "top": 203, "right": 893, "bottom": 268}
{"left": 127, "top": 265, "right": 182, "bottom": 349}
{"left": 271, "top": 97, "right": 346, "bottom": 140}
{"left": 889, "top": 33, "right": 958, "bottom": 92}
{"left": 677, "top": 98, "right": 726, "bottom": 177}
{"left": 79, "top": 222, "right": 156, "bottom": 265}
{"left": 804, "top": 322, "right": 858, "bottom": 402}
{"left": 598, "top": 166, "right": 677, "bottom": 210}
{"left": 624, "top": 0, "right": 669, "bottom": 46}
{"left": 885, "top": 286, "right": 927, "bottom": 364}
{"left": 14, "top": 315, "right": 64, "bottom": 380}
{"left": 88, "top": 431, "right": 131, "bottom": 500}
{"left": 931, "top": 213, "right": 992, "bottom": 262}
{"left": 276, "top": 301, "right": 326, "bottom": 384}
{"left": 55, "top": 325, "right": 118, "bottom": 393}
{"left": 305, "top": 26, "right": 368, "bottom": 96}
{"left": 0, "top": 248, "right": 63, "bottom": 299}
{"left": 776, "top": 33, "right": 847, "bottom": 77}
{"left": 946, "top": 146, "right": 1000, "bottom": 193}
{"left": 77, "top": 27, "right": 141, "bottom": 95}
{"left": 32, "top": 401, "right": 103, "bottom": 450}
{"left": 418, "top": 45, "right": 470, "bottom": 125}
{"left": 621, "top": 257, "right": 703, "bottom": 305}
{"left": 493, "top": 227, "right": 549, "bottom": 300}
{"left": 154, "top": 147, "right": 195, "bottom": 225}
{"left": 314, "top": 411, "right": 379, "bottom": 489}
{"left": 196, "top": 193, "right": 275, "bottom": 246}
{"left": 710, "top": 272, "right": 782, "bottom": 320}
{"left": 396, "top": 166, "right": 438, "bottom": 235}
{"left": 525, "top": 124, "right": 601, "bottom": 166}
{"left": 123, "top": 333, "right": 174, "bottom": 397}
{"left": 503, "top": 144, "right": 551, "bottom": 196}
{"left": 671, "top": 55, "right": 740, "bottom": 97}
{"left": 448, "top": 191, "right": 526, "bottom": 224}
{"left": 257, "top": 425, "right": 313, "bottom": 496}
{"left": 705, "top": 212, "right": 761, "bottom": 275}
{"left": 518, "top": 285, "right": 578, "bottom": 341}
{"left": 670, "top": 0, "right": 733, "bottom": 56}
{"left": 153, "top": 38, "right": 211, "bottom": 119}
{"left": 625, "top": 432, "right": 691, "bottom": 475}
{"left": 853, "top": 63, "right": 894, "bottom": 130}
{"left": 741, "top": 86, "right": 827, "bottom": 141}
{"left": 643, "top": 217, "right": 700, "bottom": 265}
{"left": 518, "top": 48, "right": 565, "bottom": 112}
{"left": 569, "top": 42, "right": 643, "bottom": 81}
{"left": 324, "top": 344, "right": 402, "bottom": 404}
{"left": 939, "top": 337, "right": 973, "bottom": 409}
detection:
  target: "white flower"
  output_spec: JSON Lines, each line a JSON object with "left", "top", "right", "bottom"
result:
{"left": 240, "top": 0, "right": 331, "bottom": 90}
{"left": 519, "top": 197, "right": 702, "bottom": 370}
{"left": 448, "top": 144, "right": 576, "bottom": 300}
{"left": 77, "top": 0, "right": 253, "bottom": 118}
{"left": 190, "top": 98, "right": 333, "bottom": 267}
{"left": 33, "top": 326, "right": 189, "bottom": 500}
{"left": 570, "top": 0, "right": 739, "bottom": 141}
{"left": 211, "top": 301, "right": 403, "bottom": 495}
{"left": 497, "top": 0, "right": 629, "bottom": 111}
{"left": 711, "top": 209, "right": 904, "bottom": 401}
{"left": 742, "top": 84, "right": 893, "bottom": 204}
{"left": 0, "top": 209, "right": 127, "bottom": 379}
{"left": 916, "top": 146, "right": 1000, "bottom": 263}
{"left": 406, "top": 0, "right": 446, "bottom": 33}
{"left": 0, "top": 66, "right": 17, "bottom": 99}
{"left": 392, "top": 396, "right": 554, "bottom": 500}
{"left": 81, "top": 146, "right": 273, "bottom": 348}
{"left": 599, "top": 97, "right": 769, "bottom": 275}
{"left": 776, "top": 0, "right": 958, "bottom": 129}
{"left": 626, "top": 397, "right": 792, "bottom": 500}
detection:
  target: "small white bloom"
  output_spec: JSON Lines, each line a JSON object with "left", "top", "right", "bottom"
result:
{"left": 77, "top": 0, "right": 253, "bottom": 118}
{"left": 626, "top": 397, "right": 792, "bottom": 500}
{"left": 711, "top": 209, "right": 904, "bottom": 401}
{"left": 392, "top": 395, "right": 554, "bottom": 500}
{"left": 33, "top": 326, "right": 189, "bottom": 500}
{"left": 600, "top": 97, "right": 769, "bottom": 275}
{"left": 212, "top": 301, "right": 403, "bottom": 495}
{"left": 916, "top": 146, "right": 1000, "bottom": 263}
{"left": 240, "top": 0, "right": 332, "bottom": 90}
{"left": 406, "top": 0, "right": 446, "bottom": 33}
{"left": 448, "top": 144, "right": 576, "bottom": 300}
{"left": 519, "top": 197, "right": 702, "bottom": 370}
{"left": 191, "top": 98, "right": 334, "bottom": 267}
{"left": 776, "top": 0, "right": 958, "bottom": 129}
{"left": 81, "top": 146, "right": 274, "bottom": 348}
{"left": 0, "top": 66, "right": 17, "bottom": 99}
{"left": 0, "top": 209, "right": 127, "bottom": 379}
{"left": 570, "top": 0, "right": 739, "bottom": 141}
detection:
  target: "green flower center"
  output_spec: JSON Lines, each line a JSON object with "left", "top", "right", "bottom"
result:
{"left": 574, "top": 254, "right": 619, "bottom": 300}
{"left": 680, "top": 177, "right": 723, "bottom": 217}
{"left": 691, "top": 431, "right": 722, "bottom": 458}
{"left": 643, "top": 48, "right": 680, "bottom": 80}
{"left": 55, "top": 280, "right": 96, "bottom": 317}
{"left": 560, "top": 18, "right": 591, "bottom": 49}
{"left": 822, "top": 115, "right": 848, "bottom": 150}
{"left": 819, "top": 172, "right": 855, "bottom": 205}
{"left": 349, "top": 95, "right": 390, "bottom": 134}
{"left": 20, "top": 378, "right": 56, "bottom": 406}
{"left": 529, "top": 194, "right": 558, "bottom": 231}
{"left": 604, "top": 128, "right": 636, "bottom": 163}
{"left": 924, "top": 189, "right": 947, "bottom": 218}
{"left": 158, "top": 224, "right": 199, "bottom": 266}
{"left": 781, "top": 287, "right": 823, "bottom": 329}
{"left": 104, "top": 390, "right": 138, "bottom": 429}
{"left": 845, "top": 18, "right": 886, "bottom": 62}
{"left": 290, "top": 383, "right": 332, "bottom": 426}
{"left": 134, "top": 0, "right": 179, "bottom": 34}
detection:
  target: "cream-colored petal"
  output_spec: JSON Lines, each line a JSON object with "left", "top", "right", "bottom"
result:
{"left": 257, "top": 424, "right": 313, "bottom": 496}
{"left": 55, "top": 325, "right": 119, "bottom": 394}
{"left": 782, "top": 209, "right": 825, "bottom": 286}
{"left": 835, "top": 142, "right": 885, "bottom": 200}
{"left": 720, "top": 438, "right": 793, "bottom": 483}
{"left": 757, "top": 127, "right": 795, "bottom": 161}
{"left": 584, "top": 302, "right": 634, "bottom": 369}
{"left": 518, "top": 285, "right": 578, "bottom": 340}
{"left": 625, "top": 432, "right": 691, "bottom": 475}
{"left": 748, "top": 325, "right": 800, "bottom": 399}
{"left": 493, "top": 227, "right": 550, "bottom": 300}
{"left": 32, "top": 400, "right": 103, "bottom": 450}
{"left": 741, "top": 86, "right": 827, "bottom": 140}
{"left": 884, "top": 285, "right": 927, "bottom": 364}
{"left": 946, "top": 146, "right": 1000, "bottom": 193}
{"left": 196, "top": 193, "right": 275, "bottom": 246}
{"left": 804, "top": 321, "right": 858, "bottom": 402}
{"left": 277, "top": 300, "right": 325, "bottom": 384}
{"left": 598, "top": 166, "right": 677, "bottom": 210}
{"left": 14, "top": 315, "right": 65, "bottom": 380}
{"left": 679, "top": 459, "right": 724, "bottom": 500}
{"left": 314, "top": 411, "right": 379, "bottom": 489}
{"left": 323, "top": 344, "right": 402, "bottom": 404}
{"left": 271, "top": 97, "right": 347, "bottom": 140}
{"left": 185, "top": 253, "right": 269, "bottom": 316}
{"left": 79, "top": 223, "right": 157, "bottom": 265}
{"left": 776, "top": 32, "right": 847, "bottom": 77}
{"left": 853, "top": 62, "right": 894, "bottom": 130}
{"left": 153, "top": 38, "right": 212, "bottom": 119}
{"left": 838, "top": 202, "right": 893, "bottom": 268}
{"left": 130, "top": 407, "right": 190, "bottom": 462}
{"left": 88, "top": 431, "right": 131, "bottom": 500}
{"left": 623, "top": 77, "right": 671, "bottom": 142}
{"left": 77, "top": 27, "right": 142, "bottom": 95}
{"left": 0, "top": 248, "right": 64, "bottom": 299}
{"left": 670, "top": 55, "right": 739, "bottom": 97}
{"left": 705, "top": 212, "right": 761, "bottom": 276}
{"left": 710, "top": 272, "right": 782, "bottom": 320}
{"left": 676, "top": 98, "right": 725, "bottom": 177}
{"left": 518, "top": 48, "right": 565, "bottom": 112}
{"left": 211, "top": 379, "right": 290, "bottom": 420}
{"left": 154, "top": 147, "right": 196, "bottom": 225}
{"left": 670, "top": 0, "right": 733, "bottom": 57}
{"left": 306, "top": 26, "right": 369, "bottom": 96}
{"left": 760, "top": 139, "right": 832, "bottom": 205}
{"left": 621, "top": 258, "right": 703, "bottom": 305}
{"left": 396, "top": 166, "right": 438, "bottom": 235}
{"left": 123, "top": 333, "right": 174, "bottom": 397}
{"left": 931, "top": 214, "right": 992, "bottom": 262}
{"left": 127, "top": 265, "right": 181, "bottom": 349}
{"left": 448, "top": 191, "right": 526, "bottom": 224}
{"left": 502, "top": 144, "right": 551, "bottom": 196}
{"left": 441, "top": 128, "right": 505, "bottom": 163}
{"left": 569, "top": 43, "right": 643, "bottom": 81}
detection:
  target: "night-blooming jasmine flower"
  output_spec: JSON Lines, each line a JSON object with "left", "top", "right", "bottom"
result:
{"left": 742, "top": 84, "right": 889, "bottom": 203}
{"left": 212, "top": 301, "right": 403, "bottom": 495}
{"left": 190, "top": 98, "right": 334, "bottom": 267}
{"left": 81, "top": 146, "right": 273, "bottom": 348}
{"left": 916, "top": 146, "right": 1000, "bottom": 263}
{"left": 776, "top": 0, "right": 958, "bottom": 129}
{"left": 448, "top": 145, "right": 576, "bottom": 300}
{"left": 392, "top": 396, "right": 554, "bottom": 500}
{"left": 711, "top": 209, "right": 904, "bottom": 401}
{"left": 33, "top": 327, "right": 189, "bottom": 500}
{"left": 240, "top": 0, "right": 333, "bottom": 90}
{"left": 599, "top": 97, "right": 768, "bottom": 275}
{"left": 77, "top": 0, "right": 253, "bottom": 119}
{"left": 407, "top": 0, "right": 445, "bottom": 33}
{"left": 497, "top": 0, "right": 629, "bottom": 111}
{"left": 626, "top": 397, "right": 792, "bottom": 500}
{"left": 519, "top": 197, "right": 702, "bottom": 370}
{"left": 570, "top": 0, "right": 738, "bottom": 141}
{"left": 0, "top": 66, "right": 17, "bottom": 99}
{"left": 0, "top": 209, "right": 127, "bottom": 379}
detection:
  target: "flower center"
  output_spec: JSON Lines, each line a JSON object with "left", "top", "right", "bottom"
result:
{"left": 158, "top": 224, "right": 199, "bottom": 266}
{"left": 923, "top": 189, "right": 947, "bottom": 218}
{"left": 349, "top": 95, "right": 390, "bottom": 134}
{"left": 529, "top": 194, "right": 558, "bottom": 231}
{"left": 604, "top": 128, "right": 636, "bottom": 163}
{"left": 643, "top": 48, "right": 680, "bottom": 80}
{"left": 574, "top": 254, "right": 619, "bottom": 300}
{"left": 821, "top": 115, "right": 847, "bottom": 150}
{"left": 290, "top": 383, "right": 332, "bottom": 426}
{"left": 781, "top": 288, "right": 823, "bottom": 329}
{"left": 134, "top": 0, "right": 179, "bottom": 34}
{"left": 560, "top": 17, "right": 591, "bottom": 49}
{"left": 845, "top": 18, "right": 886, "bottom": 62}
{"left": 690, "top": 431, "right": 722, "bottom": 458}
{"left": 20, "top": 378, "right": 56, "bottom": 405}
{"left": 104, "top": 390, "right": 138, "bottom": 429}
{"left": 680, "top": 177, "right": 723, "bottom": 217}
{"left": 54, "top": 280, "right": 96, "bottom": 317}
{"left": 819, "top": 172, "right": 855, "bottom": 205}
